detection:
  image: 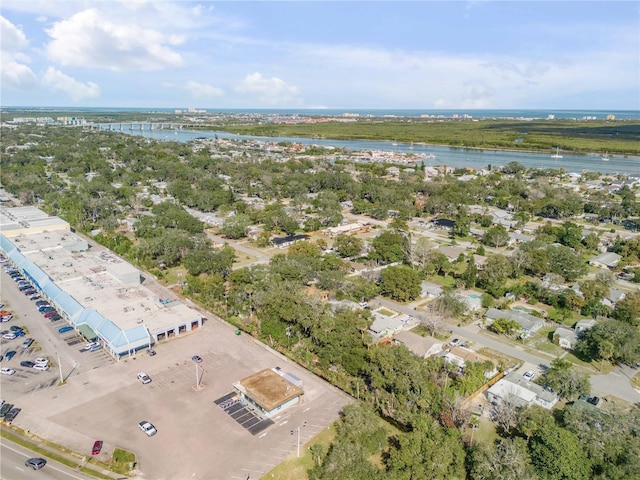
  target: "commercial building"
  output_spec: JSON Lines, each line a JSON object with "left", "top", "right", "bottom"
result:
{"left": 233, "top": 368, "right": 304, "bottom": 418}
{"left": 0, "top": 206, "right": 203, "bottom": 359}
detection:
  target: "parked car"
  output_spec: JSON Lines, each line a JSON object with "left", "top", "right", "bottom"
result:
{"left": 48, "top": 315, "right": 62, "bottom": 322}
{"left": 4, "top": 407, "right": 21, "bottom": 423}
{"left": 25, "top": 458, "right": 46, "bottom": 470}
{"left": 20, "top": 360, "right": 35, "bottom": 368}
{"left": 137, "top": 372, "right": 152, "bottom": 384}
{"left": 39, "top": 307, "right": 55, "bottom": 314}
{"left": 44, "top": 311, "right": 59, "bottom": 319}
{"left": 33, "top": 364, "right": 49, "bottom": 371}
{"left": 0, "top": 403, "right": 13, "bottom": 417}
{"left": 449, "top": 338, "right": 460, "bottom": 347}
{"left": 147, "top": 348, "right": 157, "bottom": 356}
{"left": 23, "top": 289, "right": 37, "bottom": 296}
{"left": 523, "top": 371, "right": 535, "bottom": 381}
{"left": 28, "top": 294, "right": 40, "bottom": 300}
{"left": 0, "top": 314, "right": 12, "bottom": 322}
{"left": 14, "top": 330, "right": 25, "bottom": 337}
{"left": 58, "top": 326, "right": 74, "bottom": 334}
{"left": 92, "top": 440, "right": 103, "bottom": 455}
{"left": 2, "top": 332, "right": 17, "bottom": 340}
{"left": 34, "top": 357, "right": 48, "bottom": 365}
{"left": 4, "top": 350, "right": 16, "bottom": 361}
{"left": 192, "top": 355, "right": 203, "bottom": 363}
{"left": 9, "top": 325, "right": 24, "bottom": 332}
{"left": 0, "top": 368, "right": 16, "bottom": 375}
{"left": 138, "top": 421, "right": 157, "bottom": 436}
{"left": 19, "top": 285, "right": 32, "bottom": 291}
{"left": 35, "top": 300, "right": 49, "bottom": 306}
{"left": 21, "top": 338, "right": 34, "bottom": 349}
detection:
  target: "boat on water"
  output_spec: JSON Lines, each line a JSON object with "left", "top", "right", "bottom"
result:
{"left": 408, "top": 142, "right": 414, "bottom": 150}
{"left": 551, "top": 146, "right": 563, "bottom": 159}
{"left": 601, "top": 152, "right": 610, "bottom": 161}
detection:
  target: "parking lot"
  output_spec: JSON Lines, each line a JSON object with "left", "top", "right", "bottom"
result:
{"left": 1, "top": 263, "right": 351, "bottom": 479}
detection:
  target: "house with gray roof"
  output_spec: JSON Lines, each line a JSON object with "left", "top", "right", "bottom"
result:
{"left": 486, "top": 372, "right": 558, "bottom": 409}
{"left": 369, "top": 313, "right": 418, "bottom": 341}
{"left": 553, "top": 327, "right": 578, "bottom": 349}
{"left": 420, "top": 281, "right": 444, "bottom": 298}
{"left": 589, "top": 251, "right": 622, "bottom": 269}
{"left": 484, "top": 308, "right": 543, "bottom": 336}
{"left": 575, "top": 319, "right": 597, "bottom": 334}
{"left": 602, "top": 287, "right": 626, "bottom": 308}
{"left": 393, "top": 330, "right": 443, "bottom": 358}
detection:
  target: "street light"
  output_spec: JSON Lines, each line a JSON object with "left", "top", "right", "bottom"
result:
{"left": 291, "top": 421, "right": 307, "bottom": 457}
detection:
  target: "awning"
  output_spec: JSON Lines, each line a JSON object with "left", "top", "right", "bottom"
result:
{"left": 78, "top": 324, "right": 98, "bottom": 342}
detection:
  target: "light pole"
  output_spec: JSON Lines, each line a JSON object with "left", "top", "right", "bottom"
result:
{"left": 291, "top": 421, "right": 307, "bottom": 457}
{"left": 56, "top": 351, "right": 63, "bottom": 384}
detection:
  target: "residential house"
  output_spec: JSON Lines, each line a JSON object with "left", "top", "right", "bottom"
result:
{"left": 271, "top": 234, "right": 310, "bottom": 249}
{"left": 508, "top": 232, "right": 534, "bottom": 246}
{"left": 394, "top": 330, "right": 443, "bottom": 359}
{"left": 420, "top": 281, "right": 444, "bottom": 299}
{"left": 369, "top": 313, "right": 419, "bottom": 342}
{"left": 436, "top": 245, "right": 467, "bottom": 262}
{"left": 486, "top": 372, "right": 558, "bottom": 409}
{"left": 553, "top": 327, "right": 578, "bottom": 349}
{"left": 575, "top": 318, "right": 597, "bottom": 334}
{"left": 444, "top": 347, "right": 499, "bottom": 378}
{"left": 589, "top": 252, "right": 622, "bottom": 269}
{"left": 484, "top": 308, "right": 544, "bottom": 336}
{"left": 601, "top": 287, "right": 626, "bottom": 308}
{"left": 473, "top": 254, "right": 488, "bottom": 270}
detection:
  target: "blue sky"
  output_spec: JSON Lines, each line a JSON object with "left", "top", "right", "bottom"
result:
{"left": 1, "top": 1, "right": 638, "bottom": 109}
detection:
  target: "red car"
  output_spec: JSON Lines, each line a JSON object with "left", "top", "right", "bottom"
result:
{"left": 44, "top": 311, "right": 59, "bottom": 319}
{"left": 92, "top": 440, "right": 103, "bottom": 455}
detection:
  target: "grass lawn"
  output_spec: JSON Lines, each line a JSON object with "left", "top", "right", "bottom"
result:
{"left": 263, "top": 425, "right": 336, "bottom": 480}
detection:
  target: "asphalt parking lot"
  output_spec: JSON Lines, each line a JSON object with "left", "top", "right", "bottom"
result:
{"left": 1, "top": 269, "right": 351, "bottom": 479}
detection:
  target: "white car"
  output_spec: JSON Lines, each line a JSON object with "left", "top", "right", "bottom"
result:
{"left": 523, "top": 371, "right": 535, "bottom": 381}
{"left": 85, "top": 342, "right": 101, "bottom": 351}
{"left": 1, "top": 368, "right": 16, "bottom": 375}
{"left": 137, "top": 372, "right": 152, "bottom": 384}
{"left": 34, "top": 357, "right": 49, "bottom": 366}
{"left": 138, "top": 421, "right": 157, "bottom": 436}
{"left": 2, "top": 333, "right": 17, "bottom": 340}
{"left": 33, "top": 364, "right": 49, "bottom": 371}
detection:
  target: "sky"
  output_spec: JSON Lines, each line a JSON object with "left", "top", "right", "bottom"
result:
{"left": 1, "top": 0, "right": 639, "bottom": 110}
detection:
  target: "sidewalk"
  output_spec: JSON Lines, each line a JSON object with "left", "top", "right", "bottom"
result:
{"left": 1, "top": 424, "right": 131, "bottom": 479}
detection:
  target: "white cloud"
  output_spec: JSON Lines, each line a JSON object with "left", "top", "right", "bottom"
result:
{"left": 235, "top": 73, "right": 301, "bottom": 106}
{"left": 186, "top": 81, "right": 225, "bottom": 100}
{"left": 0, "top": 16, "right": 37, "bottom": 90}
{"left": 42, "top": 67, "right": 100, "bottom": 101}
{"left": 45, "top": 8, "right": 184, "bottom": 71}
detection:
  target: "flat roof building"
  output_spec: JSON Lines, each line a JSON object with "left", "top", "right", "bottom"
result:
{"left": 233, "top": 368, "right": 304, "bottom": 418}
{"left": 0, "top": 206, "right": 203, "bottom": 359}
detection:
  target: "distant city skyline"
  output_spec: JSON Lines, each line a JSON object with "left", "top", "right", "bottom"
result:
{"left": 2, "top": 1, "right": 639, "bottom": 110}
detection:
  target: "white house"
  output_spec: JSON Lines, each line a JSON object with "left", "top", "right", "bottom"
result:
{"left": 589, "top": 252, "right": 622, "bottom": 269}
{"left": 369, "top": 313, "right": 419, "bottom": 341}
{"left": 484, "top": 308, "right": 544, "bottom": 336}
{"left": 553, "top": 327, "right": 578, "bottom": 349}
{"left": 486, "top": 372, "right": 558, "bottom": 409}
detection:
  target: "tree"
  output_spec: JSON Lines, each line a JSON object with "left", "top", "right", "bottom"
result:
{"left": 333, "top": 234, "right": 364, "bottom": 258}
{"left": 220, "top": 213, "right": 251, "bottom": 239}
{"left": 483, "top": 224, "right": 510, "bottom": 248}
{"left": 385, "top": 416, "right": 466, "bottom": 480}
{"left": 576, "top": 319, "right": 640, "bottom": 366}
{"left": 470, "top": 438, "right": 538, "bottom": 480}
{"left": 433, "top": 291, "right": 468, "bottom": 319}
{"left": 529, "top": 423, "right": 592, "bottom": 480}
{"left": 489, "top": 317, "right": 521, "bottom": 337}
{"left": 613, "top": 291, "right": 640, "bottom": 326}
{"left": 461, "top": 255, "right": 477, "bottom": 288}
{"left": 371, "top": 230, "right": 405, "bottom": 264}
{"left": 541, "top": 358, "right": 590, "bottom": 401}
{"left": 380, "top": 265, "right": 421, "bottom": 302}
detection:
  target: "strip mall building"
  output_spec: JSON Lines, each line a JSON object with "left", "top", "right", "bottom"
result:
{"left": 0, "top": 206, "right": 203, "bottom": 359}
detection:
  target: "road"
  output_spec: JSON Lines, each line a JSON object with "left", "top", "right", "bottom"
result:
{"left": 0, "top": 437, "right": 96, "bottom": 480}
{"left": 375, "top": 297, "right": 640, "bottom": 404}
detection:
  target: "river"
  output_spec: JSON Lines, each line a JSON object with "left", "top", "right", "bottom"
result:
{"left": 102, "top": 126, "right": 639, "bottom": 176}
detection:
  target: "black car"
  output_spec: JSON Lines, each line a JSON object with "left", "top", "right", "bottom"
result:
{"left": 23, "top": 289, "right": 37, "bottom": 295}
{"left": 4, "top": 407, "right": 21, "bottom": 423}
{"left": 20, "top": 360, "right": 36, "bottom": 368}
{"left": 39, "top": 307, "right": 55, "bottom": 314}
{"left": 4, "top": 350, "right": 17, "bottom": 360}
{"left": 18, "top": 285, "right": 32, "bottom": 291}
{"left": 48, "top": 314, "right": 62, "bottom": 322}
{"left": 35, "top": 300, "right": 50, "bottom": 306}
{"left": 9, "top": 325, "right": 23, "bottom": 331}
{"left": 25, "top": 458, "right": 46, "bottom": 470}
